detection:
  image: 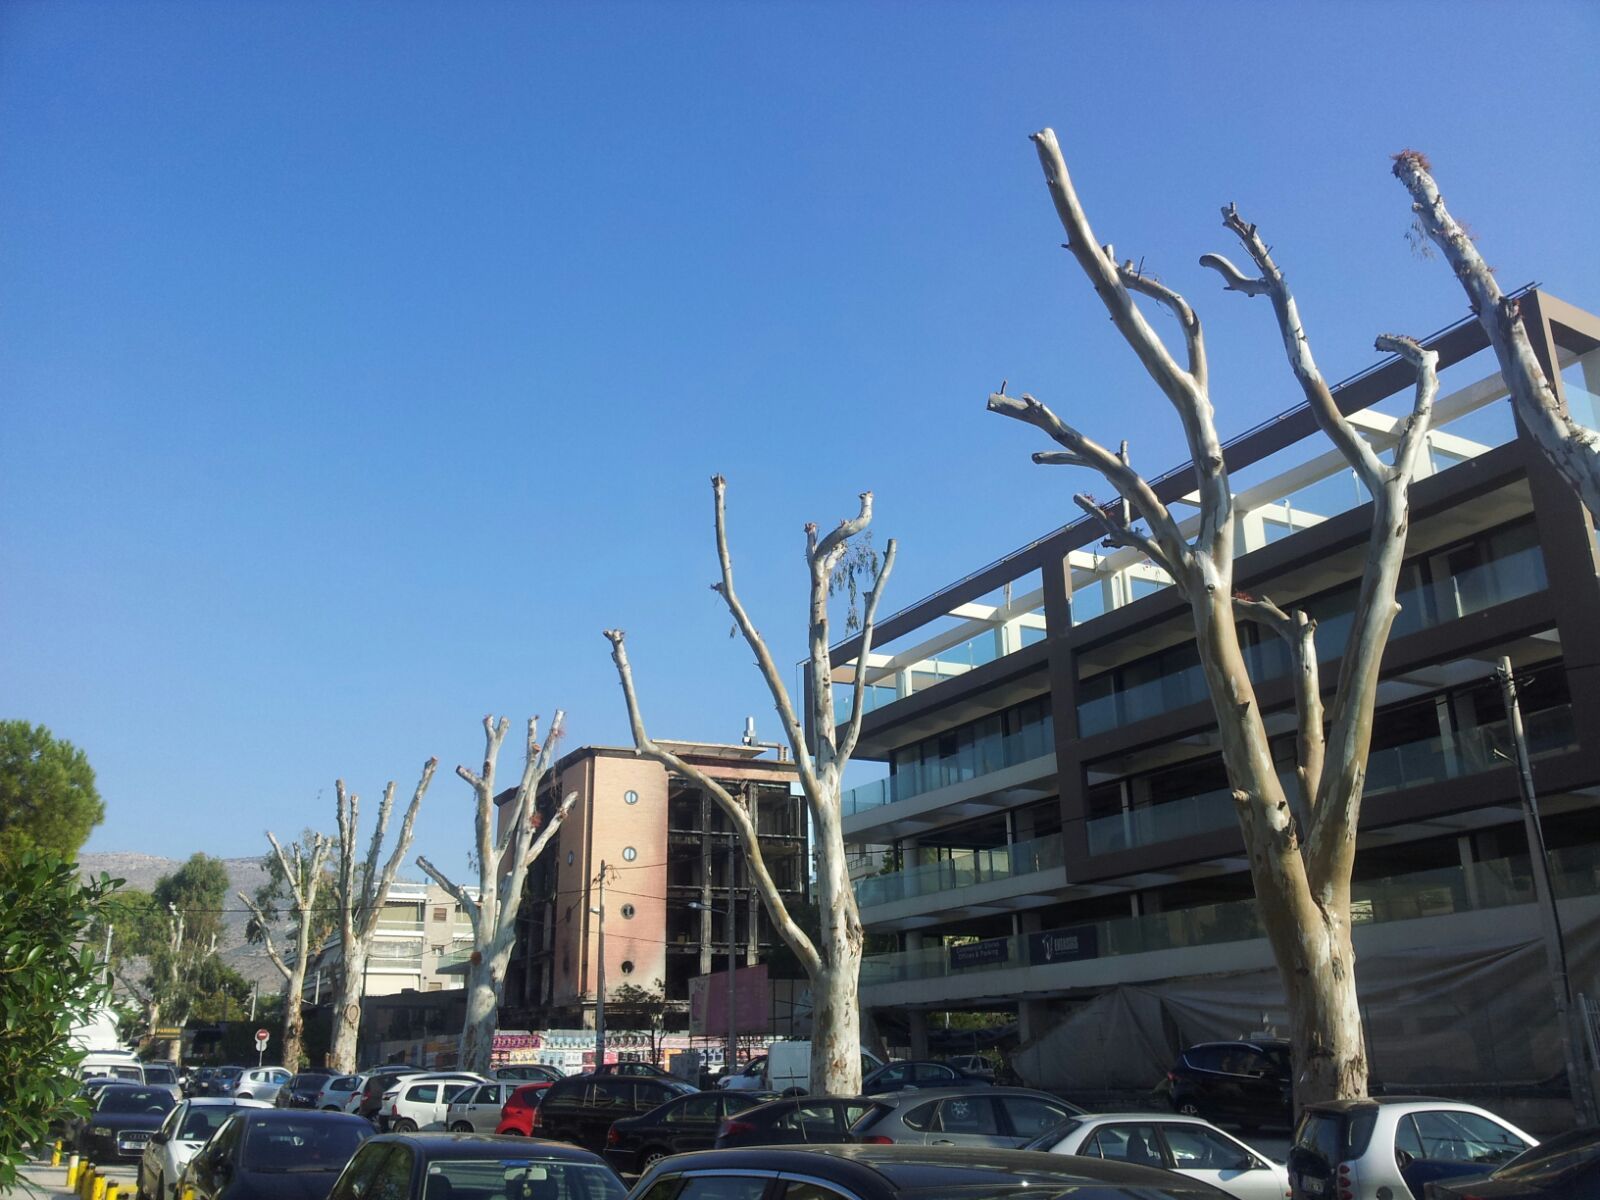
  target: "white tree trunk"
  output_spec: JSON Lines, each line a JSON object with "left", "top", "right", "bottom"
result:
{"left": 603, "top": 475, "right": 895, "bottom": 1098}
{"left": 329, "top": 944, "right": 367, "bottom": 1072}
{"left": 459, "top": 937, "right": 516, "bottom": 1074}
{"left": 988, "top": 126, "right": 1438, "bottom": 1110}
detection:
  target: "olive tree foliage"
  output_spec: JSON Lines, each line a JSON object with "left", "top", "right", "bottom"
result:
{"left": 987, "top": 128, "right": 1440, "bottom": 1107}
{"left": 238, "top": 830, "right": 335, "bottom": 1071}
{"left": 417, "top": 715, "right": 575, "bottom": 1074}
{"left": 0, "top": 720, "right": 105, "bottom": 861}
{"left": 1392, "top": 151, "right": 1600, "bottom": 520}
{"left": 605, "top": 474, "right": 896, "bottom": 1096}
{"left": 0, "top": 852, "right": 118, "bottom": 1187}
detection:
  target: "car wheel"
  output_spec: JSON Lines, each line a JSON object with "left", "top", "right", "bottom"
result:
{"left": 450, "top": 1122, "right": 473, "bottom": 1133}
{"left": 393, "top": 1119, "right": 417, "bottom": 1133}
{"left": 640, "top": 1149, "right": 668, "bottom": 1171}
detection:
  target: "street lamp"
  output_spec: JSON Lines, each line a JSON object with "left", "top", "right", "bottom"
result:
{"left": 688, "top": 898, "right": 737, "bottom": 1079}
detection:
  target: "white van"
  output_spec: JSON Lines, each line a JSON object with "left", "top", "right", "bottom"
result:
{"left": 80, "top": 1050, "right": 144, "bottom": 1083}
{"left": 763, "top": 1042, "right": 885, "bottom": 1095}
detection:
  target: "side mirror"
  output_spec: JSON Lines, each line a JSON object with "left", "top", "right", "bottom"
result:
{"left": 151, "top": 1132, "right": 170, "bottom": 1146}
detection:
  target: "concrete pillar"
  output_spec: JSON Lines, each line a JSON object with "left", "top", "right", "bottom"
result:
{"left": 1018, "top": 999, "right": 1053, "bottom": 1046}
{"left": 908, "top": 1010, "right": 930, "bottom": 1060}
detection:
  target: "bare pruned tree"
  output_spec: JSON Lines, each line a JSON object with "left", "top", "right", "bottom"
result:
{"left": 417, "top": 714, "right": 576, "bottom": 1073}
{"left": 604, "top": 474, "right": 896, "bottom": 1095}
{"left": 1393, "top": 151, "right": 1600, "bottom": 519}
{"left": 237, "top": 831, "right": 333, "bottom": 1071}
{"left": 327, "top": 759, "right": 436, "bottom": 1072}
{"left": 988, "top": 127, "right": 1440, "bottom": 1108}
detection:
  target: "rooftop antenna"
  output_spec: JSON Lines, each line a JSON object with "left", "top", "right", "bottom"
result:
{"left": 742, "top": 716, "right": 788, "bottom": 762}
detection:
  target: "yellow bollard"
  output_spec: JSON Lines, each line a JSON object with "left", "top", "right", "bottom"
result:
{"left": 92, "top": 1172, "right": 109, "bottom": 1200}
{"left": 105, "top": 1185, "right": 119, "bottom": 1200}
{"left": 79, "top": 1165, "right": 96, "bottom": 1200}
{"left": 52, "top": 1141, "right": 63, "bottom": 1167}
{"left": 65, "top": 1159, "right": 80, "bottom": 1188}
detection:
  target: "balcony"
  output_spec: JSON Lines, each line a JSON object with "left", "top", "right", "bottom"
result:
{"left": 860, "top": 841, "right": 1600, "bottom": 989}
{"left": 843, "top": 721, "right": 1053, "bottom": 818}
{"left": 854, "top": 833, "right": 1063, "bottom": 909}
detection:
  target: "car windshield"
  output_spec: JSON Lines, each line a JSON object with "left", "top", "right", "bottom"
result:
{"left": 1023, "top": 1119, "right": 1085, "bottom": 1150}
{"left": 422, "top": 1158, "right": 625, "bottom": 1200}
{"left": 145, "top": 1067, "right": 177, "bottom": 1084}
{"left": 99, "top": 1089, "right": 176, "bottom": 1114}
{"left": 180, "top": 1106, "right": 243, "bottom": 1141}
{"left": 242, "top": 1120, "right": 369, "bottom": 1172}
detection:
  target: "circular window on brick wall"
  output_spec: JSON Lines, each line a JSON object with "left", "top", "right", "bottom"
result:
{"left": 621, "top": 904, "right": 635, "bottom": 919}
{"left": 622, "top": 846, "right": 637, "bottom": 862}
{"left": 624, "top": 790, "right": 639, "bottom": 805}
{"left": 620, "top": 960, "right": 635, "bottom": 975}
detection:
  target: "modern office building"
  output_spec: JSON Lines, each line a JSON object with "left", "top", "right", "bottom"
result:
{"left": 500, "top": 738, "right": 808, "bottom": 1032}
{"left": 827, "top": 290, "right": 1600, "bottom": 1094}
{"left": 300, "top": 879, "right": 479, "bottom": 1001}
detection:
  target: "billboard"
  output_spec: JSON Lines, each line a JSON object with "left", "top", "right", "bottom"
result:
{"left": 687, "top": 963, "right": 773, "bottom": 1035}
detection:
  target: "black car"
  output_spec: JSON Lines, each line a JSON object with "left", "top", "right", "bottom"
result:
{"left": 326, "top": 1132, "right": 625, "bottom": 1200}
{"left": 186, "top": 1109, "right": 373, "bottom": 1200}
{"left": 187, "top": 1068, "right": 217, "bottom": 1098}
{"left": 632, "top": 1145, "right": 1233, "bottom": 1200}
{"left": 1422, "top": 1126, "right": 1600, "bottom": 1198}
{"left": 279, "top": 1071, "right": 338, "bottom": 1109}
{"left": 603, "top": 1090, "right": 775, "bottom": 1175}
{"left": 713, "top": 1095, "right": 889, "bottom": 1148}
{"left": 592, "top": 1063, "right": 671, "bottom": 1079}
{"left": 533, "top": 1073, "right": 698, "bottom": 1152}
{"left": 208, "top": 1067, "right": 246, "bottom": 1098}
{"left": 1165, "top": 1040, "right": 1293, "bottom": 1130}
{"left": 861, "top": 1060, "right": 991, "bottom": 1093}
{"left": 76, "top": 1083, "right": 178, "bottom": 1164}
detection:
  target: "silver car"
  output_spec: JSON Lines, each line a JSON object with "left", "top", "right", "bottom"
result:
{"left": 1028, "top": 1112, "right": 1290, "bottom": 1200}
{"left": 851, "top": 1086, "right": 1084, "bottom": 1148}
{"left": 312, "top": 1074, "right": 364, "bottom": 1111}
{"left": 230, "top": 1067, "right": 291, "bottom": 1102}
{"left": 445, "top": 1082, "right": 514, "bottom": 1133}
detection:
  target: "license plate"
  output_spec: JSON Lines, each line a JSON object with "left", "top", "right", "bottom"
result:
{"left": 1297, "top": 1175, "right": 1326, "bottom": 1196}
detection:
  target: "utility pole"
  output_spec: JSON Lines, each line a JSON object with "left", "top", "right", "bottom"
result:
{"left": 726, "top": 836, "right": 738, "bottom": 1073}
{"left": 250, "top": 978, "right": 259, "bottom": 1022}
{"left": 593, "top": 861, "right": 607, "bottom": 1070}
{"left": 1497, "top": 657, "right": 1597, "bottom": 1123}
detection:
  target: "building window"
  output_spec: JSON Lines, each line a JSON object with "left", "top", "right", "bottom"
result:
{"left": 620, "top": 960, "right": 635, "bottom": 975}
{"left": 621, "top": 904, "right": 635, "bottom": 919}
{"left": 624, "top": 790, "right": 639, "bottom": 805}
{"left": 622, "top": 846, "right": 637, "bottom": 862}
{"left": 433, "top": 907, "right": 447, "bottom": 922}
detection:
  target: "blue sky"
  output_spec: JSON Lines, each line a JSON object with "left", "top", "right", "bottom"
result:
{"left": 4, "top": 1, "right": 1597, "bottom": 869}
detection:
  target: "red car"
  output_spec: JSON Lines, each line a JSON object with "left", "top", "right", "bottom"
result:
{"left": 495, "top": 1082, "right": 552, "bottom": 1135}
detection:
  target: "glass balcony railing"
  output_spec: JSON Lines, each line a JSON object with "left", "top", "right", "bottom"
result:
{"left": 1078, "top": 536, "right": 1549, "bottom": 737}
{"left": 854, "top": 833, "right": 1064, "bottom": 908}
{"left": 842, "top": 721, "right": 1054, "bottom": 817}
{"left": 860, "top": 841, "right": 1600, "bottom": 987}
{"left": 1083, "top": 705, "right": 1574, "bottom": 857}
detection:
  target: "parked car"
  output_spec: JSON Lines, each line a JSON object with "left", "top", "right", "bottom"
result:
{"left": 532, "top": 1071, "right": 697, "bottom": 1151}
{"left": 444, "top": 1082, "right": 516, "bottom": 1133}
{"left": 604, "top": 1088, "right": 775, "bottom": 1175}
{"left": 1288, "top": 1097, "right": 1536, "bottom": 1200}
{"left": 379, "top": 1074, "right": 487, "bottom": 1132}
{"left": 944, "top": 1054, "right": 997, "bottom": 1082}
{"left": 185, "top": 1109, "right": 373, "bottom": 1200}
{"left": 313, "top": 1074, "right": 365, "bottom": 1112}
{"left": 185, "top": 1068, "right": 216, "bottom": 1098}
{"left": 63, "top": 1077, "right": 125, "bottom": 1145}
{"left": 630, "top": 1145, "right": 1235, "bottom": 1200}
{"left": 850, "top": 1086, "right": 1085, "bottom": 1149}
{"left": 142, "top": 1063, "right": 184, "bottom": 1099}
{"left": 716, "top": 1056, "right": 768, "bottom": 1092}
{"left": 861, "top": 1060, "right": 991, "bottom": 1093}
{"left": 1424, "top": 1125, "right": 1600, "bottom": 1198}
{"left": 492, "top": 1064, "right": 564, "bottom": 1083}
{"left": 76, "top": 1083, "right": 179, "bottom": 1164}
{"left": 594, "top": 1062, "right": 672, "bottom": 1078}
{"left": 137, "top": 1097, "right": 273, "bottom": 1200}
{"left": 207, "top": 1067, "right": 244, "bottom": 1098}
{"left": 764, "top": 1041, "right": 886, "bottom": 1095}
{"left": 232, "top": 1067, "right": 292, "bottom": 1102}
{"left": 1166, "top": 1040, "right": 1294, "bottom": 1131}
{"left": 324, "top": 1131, "right": 625, "bottom": 1200}
{"left": 494, "top": 1082, "right": 553, "bottom": 1135}
{"left": 714, "top": 1095, "right": 889, "bottom": 1148}
{"left": 356, "top": 1067, "right": 427, "bottom": 1119}
{"left": 1026, "top": 1112, "right": 1291, "bottom": 1200}
{"left": 278, "top": 1070, "right": 338, "bottom": 1108}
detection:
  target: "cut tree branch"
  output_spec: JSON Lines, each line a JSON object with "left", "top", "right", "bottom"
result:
{"left": 836, "top": 537, "right": 898, "bottom": 767}
{"left": 236, "top": 892, "right": 290, "bottom": 979}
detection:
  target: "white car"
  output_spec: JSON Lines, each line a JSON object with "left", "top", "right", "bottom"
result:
{"left": 379, "top": 1072, "right": 487, "bottom": 1132}
{"left": 716, "top": 1057, "right": 768, "bottom": 1092}
{"left": 1288, "top": 1097, "right": 1535, "bottom": 1200}
{"left": 137, "top": 1098, "right": 272, "bottom": 1200}
{"left": 445, "top": 1082, "right": 514, "bottom": 1133}
{"left": 1028, "top": 1112, "right": 1290, "bottom": 1200}
{"left": 230, "top": 1067, "right": 291, "bottom": 1101}
{"left": 312, "top": 1074, "right": 364, "bottom": 1111}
